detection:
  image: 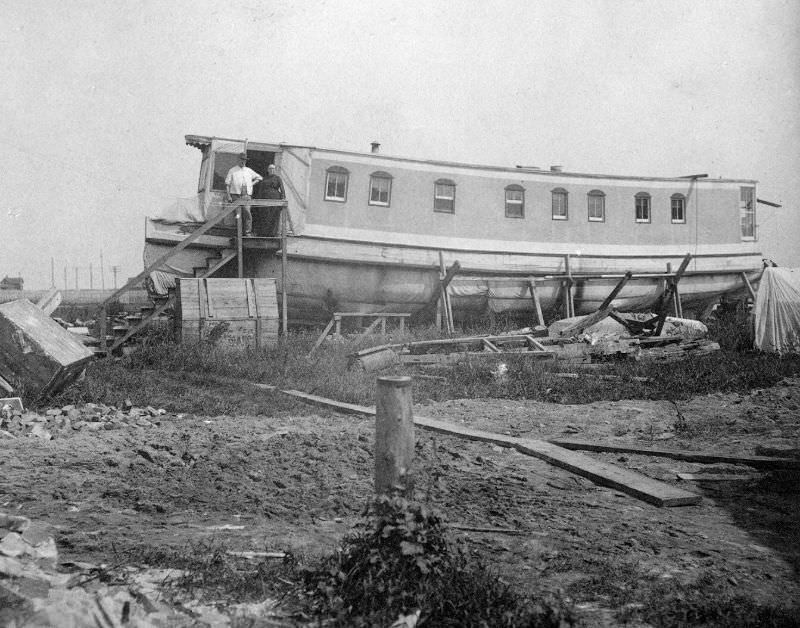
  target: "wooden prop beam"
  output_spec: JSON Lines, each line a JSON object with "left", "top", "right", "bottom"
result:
{"left": 549, "top": 439, "right": 799, "bottom": 470}
{"left": 654, "top": 253, "right": 692, "bottom": 336}
{"left": 528, "top": 278, "right": 545, "bottom": 326}
{"left": 254, "top": 385, "right": 701, "bottom": 507}
{"left": 558, "top": 271, "right": 633, "bottom": 337}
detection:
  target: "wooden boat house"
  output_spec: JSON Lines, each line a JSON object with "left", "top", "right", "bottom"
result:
{"left": 138, "top": 134, "right": 764, "bottom": 330}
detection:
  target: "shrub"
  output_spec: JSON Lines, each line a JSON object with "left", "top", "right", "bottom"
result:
{"left": 300, "top": 494, "right": 571, "bottom": 627}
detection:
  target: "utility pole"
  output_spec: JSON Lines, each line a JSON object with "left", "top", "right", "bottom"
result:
{"left": 100, "top": 250, "right": 105, "bottom": 290}
{"left": 111, "top": 265, "right": 120, "bottom": 290}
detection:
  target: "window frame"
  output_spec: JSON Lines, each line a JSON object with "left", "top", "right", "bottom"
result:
{"left": 635, "top": 192, "right": 651, "bottom": 223}
{"left": 504, "top": 184, "right": 525, "bottom": 219}
{"left": 324, "top": 166, "right": 349, "bottom": 202}
{"left": 433, "top": 178, "right": 456, "bottom": 214}
{"left": 551, "top": 187, "right": 568, "bottom": 220}
{"left": 587, "top": 190, "right": 605, "bottom": 222}
{"left": 368, "top": 171, "right": 393, "bottom": 207}
{"left": 740, "top": 186, "right": 756, "bottom": 241}
{"left": 670, "top": 193, "right": 686, "bottom": 224}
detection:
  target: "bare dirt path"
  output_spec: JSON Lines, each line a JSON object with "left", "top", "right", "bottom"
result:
{"left": 1, "top": 376, "right": 798, "bottom": 625}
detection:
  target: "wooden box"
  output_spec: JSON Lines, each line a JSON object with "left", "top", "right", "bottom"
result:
{"left": 0, "top": 299, "right": 94, "bottom": 398}
{"left": 175, "top": 278, "right": 279, "bottom": 348}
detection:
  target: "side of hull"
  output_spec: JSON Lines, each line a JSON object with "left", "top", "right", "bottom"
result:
{"left": 144, "top": 229, "right": 762, "bottom": 323}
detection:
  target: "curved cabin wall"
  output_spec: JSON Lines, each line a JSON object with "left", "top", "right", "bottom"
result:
{"left": 304, "top": 152, "right": 753, "bottom": 249}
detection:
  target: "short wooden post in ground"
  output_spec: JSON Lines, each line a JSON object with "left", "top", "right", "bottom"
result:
{"left": 375, "top": 376, "right": 415, "bottom": 496}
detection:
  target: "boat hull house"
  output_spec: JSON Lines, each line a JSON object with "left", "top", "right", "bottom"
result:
{"left": 143, "top": 135, "right": 764, "bottom": 324}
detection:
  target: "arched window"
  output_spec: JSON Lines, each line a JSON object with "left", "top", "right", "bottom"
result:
{"left": 587, "top": 190, "right": 605, "bottom": 222}
{"left": 434, "top": 178, "right": 456, "bottom": 213}
{"left": 671, "top": 193, "right": 686, "bottom": 223}
{"left": 635, "top": 192, "right": 651, "bottom": 223}
{"left": 324, "top": 166, "right": 349, "bottom": 202}
{"left": 369, "top": 171, "right": 393, "bottom": 206}
{"left": 505, "top": 184, "right": 525, "bottom": 218}
{"left": 551, "top": 188, "right": 568, "bottom": 220}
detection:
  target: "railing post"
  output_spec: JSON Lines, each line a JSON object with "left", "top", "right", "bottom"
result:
{"left": 375, "top": 376, "right": 415, "bottom": 496}
{"left": 236, "top": 205, "right": 243, "bottom": 279}
{"left": 281, "top": 205, "right": 288, "bottom": 335}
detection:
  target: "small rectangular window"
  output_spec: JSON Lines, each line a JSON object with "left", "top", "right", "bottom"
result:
{"left": 588, "top": 192, "right": 605, "bottom": 222}
{"left": 325, "top": 170, "right": 348, "bottom": 202}
{"left": 552, "top": 189, "right": 568, "bottom": 220}
{"left": 740, "top": 187, "right": 756, "bottom": 240}
{"left": 434, "top": 181, "right": 455, "bottom": 213}
{"left": 369, "top": 176, "right": 392, "bottom": 206}
{"left": 635, "top": 195, "right": 651, "bottom": 223}
{"left": 505, "top": 187, "right": 524, "bottom": 218}
{"left": 671, "top": 196, "right": 685, "bottom": 223}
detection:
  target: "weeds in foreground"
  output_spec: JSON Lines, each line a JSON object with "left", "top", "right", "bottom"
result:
{"left": 298, "top": 494, "right": 572, "bottom": 627}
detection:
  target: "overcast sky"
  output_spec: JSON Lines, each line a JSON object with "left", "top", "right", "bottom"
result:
{"left": 2, "top": 0, "right": 798, "bottom": 290}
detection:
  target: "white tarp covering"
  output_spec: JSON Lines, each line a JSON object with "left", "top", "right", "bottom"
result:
{"left": 754, "top": 267, "right": 800, "bottom": 354}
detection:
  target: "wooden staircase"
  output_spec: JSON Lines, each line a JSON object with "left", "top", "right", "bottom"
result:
{"left": 94, "top": 199, "right": 288, "bottom": 355}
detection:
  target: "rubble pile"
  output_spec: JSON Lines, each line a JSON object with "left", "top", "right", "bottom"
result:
{"left": 0, "top": 512, "right": 269, "bottom": 627}
{"left": 0, "top": 403, "right": 169, "bottom": 440}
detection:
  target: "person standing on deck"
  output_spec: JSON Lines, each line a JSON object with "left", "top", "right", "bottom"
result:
{"left": 225, "top": 152, "right": 262, "bottom": 237}
{"left": 254, "top": 163, "right": 286, "bottom": 236}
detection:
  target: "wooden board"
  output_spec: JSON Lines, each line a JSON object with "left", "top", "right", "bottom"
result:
{"left": 0, "top": 299, "right": 94, "bottom": 398}
{"left": 175, "top": 278, "right": 278, "bottom": 349}
{"left": 549, "top": 439, "right": 800, "bottom": 470}
{"left": 254, "top": 384, "right": 700, "bottom": 507}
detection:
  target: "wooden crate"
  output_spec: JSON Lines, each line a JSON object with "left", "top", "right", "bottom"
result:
{"left": 175, "top": 278, "right": 279, "bottom": 348}
{"left": 0, "top": 299, "right": 94, "bottom": 398}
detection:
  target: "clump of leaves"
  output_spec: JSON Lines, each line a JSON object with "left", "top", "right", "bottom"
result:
{"left": 301, "top": 494, "right": 571, "bottom": 627}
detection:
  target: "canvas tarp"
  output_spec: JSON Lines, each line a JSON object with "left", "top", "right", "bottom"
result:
{"left": 754, "top": 267, "right": 800, "bottom": 354}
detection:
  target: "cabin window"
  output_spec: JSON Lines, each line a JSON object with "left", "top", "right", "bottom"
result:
{"left": 587, "top": 190, "right": 605, "bottom": 222}
{"left": 434, "top": 179, "right": 456, "bottom": 213}
{"left": 635, "top": 192, "right": 651, "bottom": 223}
{"left": 671, "top": 194, "right": 686, "bottom": 223}
{"left": 324, "top": 166, "right": 349, "bottom": 202}
{"left": 551, "top": 188, "right": 568, "bottom": 220}
{"left": 368, "top": 171, "right": 393, "bottom": 206}
{"left": 740, "top": 186, "right": 756, "bottom": 240}
{"left": 505, "top": 184, "right": 525, "bottom": 218}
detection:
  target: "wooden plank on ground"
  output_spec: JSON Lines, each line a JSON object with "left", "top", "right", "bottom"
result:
{"left": 253, "top": 384, "right": 700, "bottom": 507}
{"left": 549, "top": 439, "right": 800, "bottom": 470}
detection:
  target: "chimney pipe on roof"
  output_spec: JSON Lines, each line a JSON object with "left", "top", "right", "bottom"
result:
{"left": 371, "top": 141, "right": 381, "bottom": 154}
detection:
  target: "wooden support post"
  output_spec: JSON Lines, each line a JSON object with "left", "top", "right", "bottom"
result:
{"left": 280, "top": 206, "right": 288, "bottom": 335}
{"left": 655, "top": 253, "right": 692, "bottom": 336}
{"left": 529, "top": 278, "right": 545, "bottom": 326}
{"left": 565, "top": 255, "right": 574, "bottom": 318}
{"left": 236, "top": 205, "right": 243, "bottom": 279}
{"left": 741, "top": 272, "right": 756, "bottom": 302}
{"left": 308, "top": 317, "right": 335, "bottom": 355}
{"left": 438, "top": 251, "right": 454, "bottom": 334}
{"left": 375, "top": 376, "right": 415, "bottom": 496}
{"left": 99, "top": 306, "right": 107, "bottom": 354}
{"left": 334, "top": 315, "right": 342, "bottom": 336}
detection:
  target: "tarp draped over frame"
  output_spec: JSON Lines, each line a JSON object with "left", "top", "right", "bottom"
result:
{"left": 754, "top": 267, "right": 800, "bottom": 354}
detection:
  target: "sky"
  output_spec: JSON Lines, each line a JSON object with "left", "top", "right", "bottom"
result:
{"left": 1, "top": 0, "right": 799, "bottom": 290}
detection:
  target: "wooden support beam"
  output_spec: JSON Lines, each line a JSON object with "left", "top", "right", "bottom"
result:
{"left": 654, "top": 253, "right": 692, "bottom": 336}
{"left": 528, "top": 278, "right": 545, "bottom": 326}
{"left": 439, "top": 252, "right": 454, "bottom": 334}
{"left": 482, "top": 338, "right": 501, "bottom": 352}
{"left": 564, "top": 254, "right": 574, "bottom": 318}
{"left": 257, "top": 385, "right": 701, "bottom": 507}
{"left": 308, "top": 318, "right": 336, "bottom": 355}
{"left": 741, "top": 272, "right": 757, "bottom": 302}
{"left": 558, "top": 271, "right": 634, "bottom": 338}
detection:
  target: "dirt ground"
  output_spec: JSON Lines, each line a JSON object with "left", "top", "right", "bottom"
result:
{"left": 1, "top": 374, "right": 799, "bottom": 625}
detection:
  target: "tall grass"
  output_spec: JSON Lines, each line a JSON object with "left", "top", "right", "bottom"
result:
{"left": 49, "top": 317, "right": 800, "bottom": 412}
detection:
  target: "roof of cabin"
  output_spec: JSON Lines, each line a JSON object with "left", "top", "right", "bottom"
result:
{"left": 185, "top": 134, "right": 757, "bottom": 184}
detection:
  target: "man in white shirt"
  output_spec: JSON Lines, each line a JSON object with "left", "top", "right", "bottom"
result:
{"left": 225, "top": 152, "right": 263, "bottom": 237}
